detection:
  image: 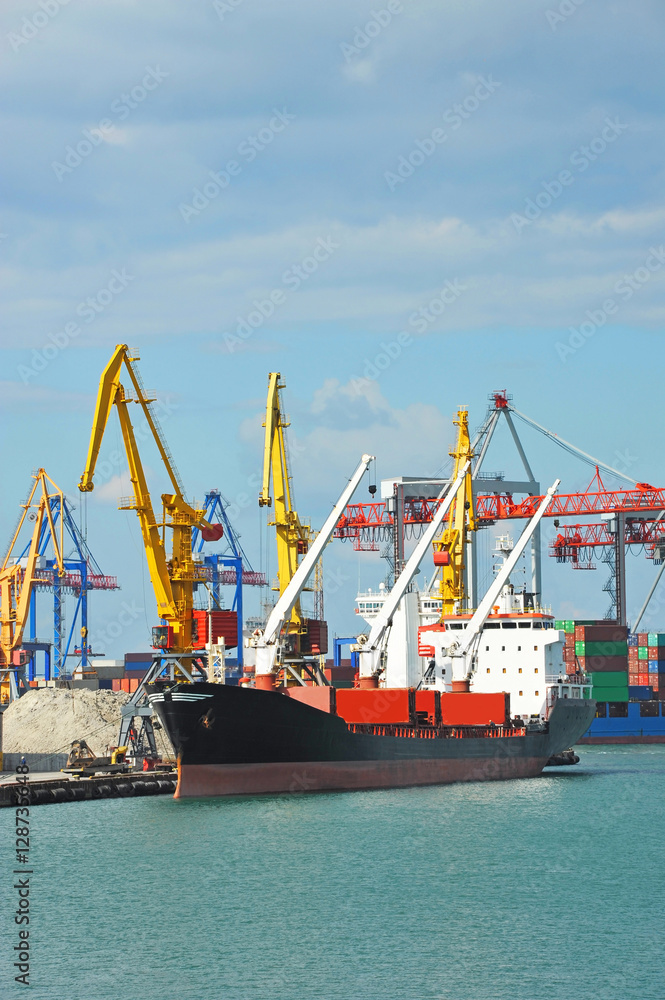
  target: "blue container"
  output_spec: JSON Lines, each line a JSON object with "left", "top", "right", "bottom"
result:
{"left": 648, "top": 661, "right": 659, "bottom": 672}
{"left": 629, "top": 686, "right": 653, "bottom": 700}
{"left": 628, "top": 634, "right": 639, "bottom": 647}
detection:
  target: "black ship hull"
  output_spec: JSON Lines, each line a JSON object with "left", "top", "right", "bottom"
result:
{"left": 147, "top": 683, "right": 596, "bottom": 798}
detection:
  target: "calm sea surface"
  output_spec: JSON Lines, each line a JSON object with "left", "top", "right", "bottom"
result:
{"left": 2, "top": 746, "right": 664, "bottom": 1000}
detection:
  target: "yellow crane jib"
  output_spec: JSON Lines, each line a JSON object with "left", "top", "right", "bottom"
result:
{"left": 433, "top": 408, "right": 476, "bottom": 616}
{"left": 78, "top": 345, "right": 214, "bottom": 661}
{"left": 259, "top": 372, "right": 315, "bottom": 639}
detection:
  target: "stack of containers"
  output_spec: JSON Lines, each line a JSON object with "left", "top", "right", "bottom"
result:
{"left": 555, "top": 620, "right": 577, "bottom": 674}
{"left": 627, "top": 632, "right": 650, "bottom": 696}
{"left": 574, "top": 622, "right": 629, "bottom": 702}
{"left": 645, "top": 633, "right": 665, "bottom": 699}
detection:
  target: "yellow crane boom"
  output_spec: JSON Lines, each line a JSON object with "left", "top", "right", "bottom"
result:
{"left": 259, "top": 372, "right": 313, "bottom": 636}
{"left": 79, "top": 345, "right": 212, "bottom": 660}
{"left": 433, "top": 408, "right": 476, "bottom": 616}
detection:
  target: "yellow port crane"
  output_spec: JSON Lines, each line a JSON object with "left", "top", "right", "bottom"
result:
{"left": 433, "top": 407, "right": 476, "bottom": 616}
{"left": 79, "top": 344, "right": 218, "bottom": 675}
{"left": 1, "top": 470, "right": 65, "bottom": 704}
{"left": 258, "top": 372, "right": 322, "bottom": 656}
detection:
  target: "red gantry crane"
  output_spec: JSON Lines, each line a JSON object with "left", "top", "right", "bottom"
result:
{"left": 334, "top": 392, "right": 665, "bottom": 627}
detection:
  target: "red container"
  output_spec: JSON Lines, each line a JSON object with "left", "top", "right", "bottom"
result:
{"left": 112, "top": 679, "right": 121, "bottom": 692}
{"left": 191, "top": 609, "right": 238, "bottom": 649}
{"left": 651, "top": 676, "right": 660, "bottom": 691}
{"left": 440, "top": 691, "right": 509, "bottom": 727}
{"left": 639, "top": 633, "right": 649, "bottom": 647}
{"left": 638, "top": 673, "right": 649, "bottom": 686}
{"left": 300, "top": 618, "right": 328, "bottom": 656}
{"left": 577, "top": 655, "right": 628, "bottom": 672}
{"left": 415, "top": 690, "right": 441, "bottom": 725}
{"left": 129, "top": 678, "right": 139, "bottom": 693}
{"left": 284, "top": 686, "right": 336, "bottom": 713}
{"left": 566, "top": 663, "right": 578, "bottom": 676}
{"left": 335, "top": 688, "right": 414, "bottom": 725}
{"left": 575, "top": 625, "right": 628, "bottom": 642}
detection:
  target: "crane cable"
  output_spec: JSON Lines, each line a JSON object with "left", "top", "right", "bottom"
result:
{"left": 508, "top": 406, "right": 638, "bottom": 487}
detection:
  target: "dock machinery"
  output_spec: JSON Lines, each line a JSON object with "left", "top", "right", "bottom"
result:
{"left": 79, "top": 345, "right": 223, "bottom": 758}
{"left": 259, "top": 372, "right": 326, "bottom": 663}
{"left": 1, "top": 470, "right": 65, "bottom": 704}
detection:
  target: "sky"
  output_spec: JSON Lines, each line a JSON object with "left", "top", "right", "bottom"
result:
{"left": 2, "top": 0, "right": 665, "bottom": 660}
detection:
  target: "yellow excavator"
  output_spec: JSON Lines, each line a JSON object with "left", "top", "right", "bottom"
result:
{"left": 79, "top": 345, "right": 221, "bottom": 753}
{"left": 1, "top": 470, "right": 65, "bottom": 705}
{"left": 258, "top": 373, "right": 327, "bottom": 673}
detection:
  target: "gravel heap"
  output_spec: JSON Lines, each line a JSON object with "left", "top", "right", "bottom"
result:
{"left": 2, "top": 687, "right": 174, "bottom": 759}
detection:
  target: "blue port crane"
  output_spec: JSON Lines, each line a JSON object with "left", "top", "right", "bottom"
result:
{"left": 15, "top": 484, "right": 119, "bottom": 679}
{"left": 191, "top": 490, "right": 267, "bottom": 668}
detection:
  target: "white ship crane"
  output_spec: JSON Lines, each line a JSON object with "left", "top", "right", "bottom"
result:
{"left": 435, "top": 480, "right": 561, "bottom": 690}
{"left": 250, "top": 455, "right": 374, "bottom": 686}
{"left": 354, "top": 463, "right": 471, "bottom": 686}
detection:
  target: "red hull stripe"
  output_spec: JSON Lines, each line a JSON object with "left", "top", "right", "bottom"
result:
{"left": 175, "top": 756, "right": 549, "bottom": 798}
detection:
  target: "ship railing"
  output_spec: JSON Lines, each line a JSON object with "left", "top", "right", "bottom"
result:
{"left": 345, "top": 722, "right": 528, "bottom": 739}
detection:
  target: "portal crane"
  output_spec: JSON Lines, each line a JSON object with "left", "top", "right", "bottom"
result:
{"left": 79, "top": 345, "right": 218, "bottom": 755}
{"left": 259, "top": 372, "right": 321, "bottom": 652}
{"left": 1, "top": 470, "right": 65, "bottom": 703}
{"left": 432, "top": 408, "right": 475, "bottom": 615}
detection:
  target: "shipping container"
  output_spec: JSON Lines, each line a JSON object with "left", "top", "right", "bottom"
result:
{"left": 638, "top": 673, "right": 650, "bottom": 686}
{"left": 440, "top": 691, "right": 509, "bottom": 727}
{"left": 628, "top": 686, "right": 653, "bottom": 700}
{"left": 191, "top": 609, "right": 238, "bottom": 649}
{"left": 592, "top": 686, "right": 629, "bottom": 703}
{"left": 639, "top": 647, "right": 649, "bottom": 660}
{"left": 284, "top": 686, "right": 336, "bottom": 714}
{"left": 112, "top": 678, "right": 121, "bottom": 692}
{"left": 587, "top": 670, "right": 628, "bottom": 687}
{"left": 575, "top": 640, "right": 628, "bottom": 657}
{"left": 577, "top": 655, "right": 629, "bottom": 673}
{"left": 628, "top": 634, "right": 639, "bottom": 647}
{"left": 335, "top": 688, "right": 414, "bottom": 725}
{"left": 299, "top": 618, "right": 329, "bottom": 656}
{"left": 574, "top": 625, "right": 628, "bottom": 643}
{"left": 648, "top": 633, "right": 665, "bottom": 647}
{"left": 415, "top": 690, "right": 441, "bottom": 726}
{"left": 647, "top": 647, "right": 665, "bottom": 661}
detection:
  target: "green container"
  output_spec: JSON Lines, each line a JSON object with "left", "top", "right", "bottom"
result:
{"left": 575, "top": 640, "right": 628, "bottom": 657}
{"left": 588, "top": 670, "right": 628, "bottom": 687}
{"left": 592, "top": 686, "right": 629, "bottom": 703}
{"left": 648, "top": 633, "right": 665, "bottom": 647}
{"left": 555, "top": 620, "right": 565, "bottom": 630}
{"left": 564, "top": 621, "right": 576, "bottom": 634}
{"left": 639, "top": 647, "right": 649, "bottom": 660}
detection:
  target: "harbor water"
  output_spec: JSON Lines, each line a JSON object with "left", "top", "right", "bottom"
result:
{"left": 2, "top": 746, "right": 665, "bottom": 1000}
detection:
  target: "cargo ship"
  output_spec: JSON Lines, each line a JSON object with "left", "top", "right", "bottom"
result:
{"left": 147, "top": 679, "right": 596, "bottom": 797}
{"left": 147, "top": 471, "right": 597, "bottom": 798}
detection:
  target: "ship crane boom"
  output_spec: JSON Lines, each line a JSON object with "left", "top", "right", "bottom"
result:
{"left": 356, "top": 463, "right": 470, "bottom": 681}
{"left": 252, "top": 454, "right": 374, "bottom": 683}
{"left": 442, "top": 479, "right": 560, "bottom": 687}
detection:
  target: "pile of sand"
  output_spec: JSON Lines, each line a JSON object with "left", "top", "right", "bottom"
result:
{"left": 2, "top": 687, "right": 173, "bottom": 758}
